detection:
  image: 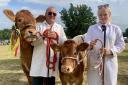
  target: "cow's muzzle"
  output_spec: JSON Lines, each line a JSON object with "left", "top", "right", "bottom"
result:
{"left": 61, "top": 65, "right": 74, "bottom": 73}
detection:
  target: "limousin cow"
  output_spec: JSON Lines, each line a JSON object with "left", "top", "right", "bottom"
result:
{"left": 51, "top": 39, "right": 89, "bottom": 85}
{"left": 3, "top": 9, "right": 45, "bottom": 85}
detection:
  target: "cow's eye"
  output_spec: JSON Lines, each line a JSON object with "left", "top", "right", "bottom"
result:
{"left": 17, "top": 18, "right": 23, "bottom": 23}
{"left": 18, "top": 19, "right": 21, "bottom": 22}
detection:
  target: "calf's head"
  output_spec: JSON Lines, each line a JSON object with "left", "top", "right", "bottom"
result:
{"left": 51, "top": 40, "right": 89, "bottom": 73}
{"left": 3, "top": 9, "right": 45, "bottom": 42}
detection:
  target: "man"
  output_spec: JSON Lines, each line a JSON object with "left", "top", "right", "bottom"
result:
{"left": 30, "top": 7, "right": 67, "bottom": 85}
{"left": 83, "top": 4, "right": 125, "bottom": 85}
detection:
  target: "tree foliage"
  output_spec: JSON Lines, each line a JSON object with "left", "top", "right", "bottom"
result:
{"left": 0, "top": 29, "right": 11, "bottom": 40}
{"left": 125, "top": 28, "right": 128, "bottom": 37}
{"left": 60, "top": 3, "right": 96, "bottom": 38}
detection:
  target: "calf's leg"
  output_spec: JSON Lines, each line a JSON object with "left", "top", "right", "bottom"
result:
{"left": 22, "top": 63, "right": 32, "bottom": 85}
{"left": 61, "top": 81, "right": 68, "bottom": 85}
{"left": 75, "top": 77, "right": 83, "bottom": 85}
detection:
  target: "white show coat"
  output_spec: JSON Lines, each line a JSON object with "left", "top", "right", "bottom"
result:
{"left": 30, "top": 21, "right": 67, "bottom": 77}
{"left": 83, "top": 23, "right": 125, "bottom": 85}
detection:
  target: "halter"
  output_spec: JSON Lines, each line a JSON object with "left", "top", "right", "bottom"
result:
{"left": 61, "top": 51, "right": 87, "bottom": 70}
{"left": 14, "top": 23, "right": 36, "bottom": 34}
{"left": 14, "top": 24, "right": 36, "bottom": 44}
{"left": 20, "top": 24, "right": 36, "bottom": 32}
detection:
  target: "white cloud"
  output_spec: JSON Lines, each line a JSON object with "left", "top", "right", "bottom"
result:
{"left": 0, "top": 0, "right": 11, "bottom": 7}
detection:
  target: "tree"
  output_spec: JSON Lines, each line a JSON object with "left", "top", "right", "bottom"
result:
{"left": 60, "top": 3, "right": 96, "bottom": 38}
{"left": 125, "top": 28, "right": 128, "bottom": 37}
{"left": 0, "top": 29, "right": 11, "bottom": 40}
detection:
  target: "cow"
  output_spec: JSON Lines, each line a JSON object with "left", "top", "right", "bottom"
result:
{"left": 3, "top": 9, "right": 45, "bottom": 85}
{"left": 51, "top": 39, "right": 89, "bottom": 85}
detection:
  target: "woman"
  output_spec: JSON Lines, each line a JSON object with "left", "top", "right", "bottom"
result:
{"left": 30, "top": 7, "right": 67, "bottom": 85}
{"left": 83, "top": 4, "right": 125, "bottom": 85}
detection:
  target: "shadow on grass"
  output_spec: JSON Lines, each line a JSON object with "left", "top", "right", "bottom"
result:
{"left": 0, "top": 59, "right": 28, "bottom": 85}
{"left": 0, "top": 58, "right": 127, "bottom": 85}
{"left": 118, "top": 55, "right": 128, "bottom": 63}
{"left": 118, "top": 74, "right": 128, "bottom": 85}
{"left": 118, "top": 52, "right": 128, "bottom": 85}
{"left": 0, "top": 72, "right": 27, "bottom": 85}
{"left": 0, "top": 59, "right": 21, "bottom": 70}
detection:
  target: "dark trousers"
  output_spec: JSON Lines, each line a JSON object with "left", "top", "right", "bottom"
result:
{"left": 32, "top": 76, "right": 55, "bottom": 85}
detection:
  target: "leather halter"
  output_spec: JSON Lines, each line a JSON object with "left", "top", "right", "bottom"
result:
{"left": 20, "top": 24, "right": 35, "bottom": 32}
{"left": 14, "top": 24, "right": 36, "bottom": 44}
{"left": 61, "top": 51, "right": 87, "bottom": 70}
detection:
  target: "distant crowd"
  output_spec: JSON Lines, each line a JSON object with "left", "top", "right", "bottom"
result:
{"left": 0, "top": 40, "right": 10, "bottom": 45}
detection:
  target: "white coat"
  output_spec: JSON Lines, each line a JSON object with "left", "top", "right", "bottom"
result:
{"left": 83, "top": 23, "right": 125, "bottom": 85}
{"left": 30, "top": 21, "right": 67, "bottom": 77}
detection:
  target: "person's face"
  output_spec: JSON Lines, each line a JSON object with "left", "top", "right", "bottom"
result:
{"left": 45, "top": 8, "right": 57, "bottom": 24}
{"left": 98, "top": 8, "right": 111, "bottom": 24}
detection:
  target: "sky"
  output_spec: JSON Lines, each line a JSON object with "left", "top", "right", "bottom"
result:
{"left": 0, "top": 0, "right": 128, "bottom": 32}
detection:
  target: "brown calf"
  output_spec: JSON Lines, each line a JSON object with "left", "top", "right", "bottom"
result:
{"left": 3, "top": 9, "right": 45, "bottom": 85}
{"left": 51, "top": 40, "right": 89, "bottom": 85}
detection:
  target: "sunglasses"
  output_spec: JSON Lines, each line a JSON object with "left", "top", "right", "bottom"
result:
{"left": 48, "top": 12, "right": 57, "bottom": 16}
{"left": 98, "top": 4, "right": 109, "bottom": 9}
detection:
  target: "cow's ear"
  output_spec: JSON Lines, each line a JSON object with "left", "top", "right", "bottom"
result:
{"left": 77, "top": 42, "right": 89, "bottom": 51}
{"left": 50, "top": 43, "right": 60, "bottom": 52}
{"left": 36, "top": 15, "right": 46, "bottom": 23}
{"left": 3, "top": 9, "right": 15, "bottom": 22}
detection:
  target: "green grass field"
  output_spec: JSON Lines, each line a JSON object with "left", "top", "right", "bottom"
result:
{"left": 0, "top": 44, "right": 128, "bottom": 85}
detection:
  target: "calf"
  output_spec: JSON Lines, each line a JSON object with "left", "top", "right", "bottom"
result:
{"left": 3, "top": 9, "right": 45, "bottom": 85}
{"left": 51, "top": 40, "right": 89, "bottom": 85}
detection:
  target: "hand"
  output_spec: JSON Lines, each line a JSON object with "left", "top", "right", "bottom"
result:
{"left": 100, "top": 48, "right": 112, "bottom": 56}
{"left": 42, "top": 29, "right": 58, "bottom": 39}
{"left": 88, "top": 39, "right": 97, "bottom": 49}
{"left": 36, "top": 32, "right": 41, "bottom": 39}
{"left": 41, "top": 26, "right": 51, "bottom": 36}
{"left": 42, "top": 29, "right": 50, "bottom": 37}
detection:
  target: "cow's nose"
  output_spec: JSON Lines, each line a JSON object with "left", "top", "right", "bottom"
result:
{"left": 66, "top": 68, "right": 70, "bottom": 72}
{"left": 61, "top": 66, "right": 72, "bottom": 73}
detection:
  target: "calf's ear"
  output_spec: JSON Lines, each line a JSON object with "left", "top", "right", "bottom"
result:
{"left": 50, "top": 43, "right": 60, "bottom": 52}
{"left": 36, "top": 15, "right": 46, "bottom": 23}
{"left": 3, "top": 9, "right": 15, "bottom": 22}
{"left": 77, "top": 42, "right": 89, "bottom": 51}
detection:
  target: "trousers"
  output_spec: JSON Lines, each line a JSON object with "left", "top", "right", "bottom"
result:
{"left": 32, "top": 76, "right": 55, "bottom": 85}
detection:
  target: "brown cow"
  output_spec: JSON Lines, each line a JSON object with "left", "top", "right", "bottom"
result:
{"left": 3, "top": 9, "right": 45, "bottom": 85}
{"left": 51, "top": 39, "right": 89, "bottom": 85}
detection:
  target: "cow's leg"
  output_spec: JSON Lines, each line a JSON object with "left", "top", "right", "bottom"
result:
{"left": 61, "top": 82, "right": 67, "bottom": 85}
{"left": 69, "top": 82, "right": 73, "bottom": 85}
{"left": 75, "top": 77, "right": 83, "bottom": 85}
{"left": 76, "top": 81, "right": 83, "bottom": 85}
{"left": 21, "top": 64, "right": 32, "bottom": 85}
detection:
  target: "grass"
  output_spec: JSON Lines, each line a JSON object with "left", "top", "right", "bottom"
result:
{"left": 118, "top": 43, "right": 128, "bottom": 85}
{"left": 0, "top": 44, "right": 128, "bottom": 85}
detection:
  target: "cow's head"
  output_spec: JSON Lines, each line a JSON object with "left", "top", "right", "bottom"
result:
{"left": 3, "top": 9, "right": 45, "bottom": 42}
{"left": 51, "top": 40, "right": 89, "bottom": 73}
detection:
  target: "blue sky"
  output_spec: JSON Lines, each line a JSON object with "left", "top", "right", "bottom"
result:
{"left": 0, "top": 0, "right": 128, "bottom": 32}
